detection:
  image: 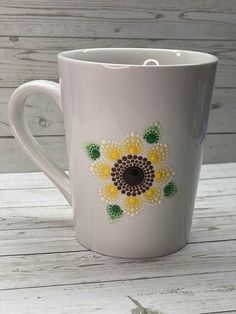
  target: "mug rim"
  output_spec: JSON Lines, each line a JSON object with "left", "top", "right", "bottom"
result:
{"left": 58, "top": 47, "right": 218, "bottom": 68}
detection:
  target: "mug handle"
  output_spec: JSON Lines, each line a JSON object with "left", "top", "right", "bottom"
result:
{"left": 8, "top": 80, "right": 72, "bottom": 205}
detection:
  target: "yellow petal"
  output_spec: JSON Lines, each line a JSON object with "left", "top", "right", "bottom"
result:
{"left": 123, "top": 195, "right": 143, "bottom": 216}
{"left": 155, "top": 165, "right": 174, "bottom": 184}
{"left": 101, "top": 141, "right": 122, "bottom": 161}
{"left": 90, "top": 161, "right": 111, "bottom": 180}
{"left": 122, "top": 132, "right": 144, "bottom": 155}
{"left": 144, "top": 187, "right": 163, "bottom": 205}
{"left": 99, "top": 183, "right": 119, "bottom": 203}
{"left": 147, "top": 144, "right": 168, "bottom": 164}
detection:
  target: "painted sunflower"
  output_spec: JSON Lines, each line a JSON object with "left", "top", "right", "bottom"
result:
{"left": 85, "top": 121, "right": 178, "bottom": 221}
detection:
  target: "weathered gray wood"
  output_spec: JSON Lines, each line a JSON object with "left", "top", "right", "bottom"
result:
{"left": 1, "top": 0, "right": 235, "bottom": 13}
{"left": 0, "top": 88, "right": 64, "bottom": 136}
{"left": 0, "top": 206, "right": 235, "bottom": 256}
{"left": 0, "top": 163, "right": 236, "bottom": 190}
{"left": 190, "top": 206, "right": 236, "bottom": 243}
{"left": 0, "top": 136, "right": 68, "bottom": 173}
{"left": 0, "top": 164, "right": 235, "bottom": 312}
{"left": 0, "top": 167, "right": 235, "bottom": 258}
{"left": 1, "top": 87, "right": 235, "bottom": 137}
{"left": 0, "top": 205, "right": 72, "bottom": 230}
{"left": 0, "top": 174, "right": 235, "bottom": 208}
{"left": 0, "top": 240, "right": 235, "bottom": 290}
{"left": 0, "top": 37, "right": 235, "bottom": 88}
{"left": 204, "top": 133, "right": 236, "bottom": 163}
{"left": 0, "top": 133, "right": 235, "bottom": 173}
{"left": 196, "top": 194, "right": 236, "bottom": 209}
{"left": 0, "top": 0, "right": 235, "bottom": 39}
{"left": 0, "top": 162, "right": 234, "bottom": 191}
{"left": 1, "top": 186, "right": 234, "bottom": 209}
{"left": 0, "top": 227, "right": 87, "bottom": 256}
{"left": 0, "top": 37, "right": 235, "bottom": 167}
{"left": 0, "top": 187, "right": 68, "bottom": 208}
{"left": 208, "top": 88, "right": 236, "bottom": 133}
{"left": 200, "top": 162, "right": 236, "bottom": 179}
{"left": 1, "top": 36, "right": 235, "bottom": 168}
{"left": 0, "top": 0, "right": 235, "bottom": 309}
{"left": 197, "top": 177, "right": 236, "bottom": 197}
{"left": 0, "top": 172, "right": 55, "bottom": 190}
{"left": 0, "top": 272, "right": 235, "bottom": 314}
{"left": 0, "top": 0, "right": 235, "bottom": 168}
{"left": 0, "top": 163, "right": 235, "bottom": 191}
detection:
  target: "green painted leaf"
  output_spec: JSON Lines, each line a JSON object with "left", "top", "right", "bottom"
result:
{"left": 107, "top": 204, "right": 124, "bottom": 221}
{"left": 164, "top": 181, "right": 178, "bottom": 198}
{"left": 85, "top": 143, "right": 100, "bottom": 160}
{"left": 143, "top": 121, "right": 162, "bottom": 144}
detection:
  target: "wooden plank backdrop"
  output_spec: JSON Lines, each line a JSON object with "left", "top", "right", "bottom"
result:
{"left": 0, "top": 163, "right": 236, "bottom": 313}
{"left": 0, "top": 0, "right": 235, "bottom": 172}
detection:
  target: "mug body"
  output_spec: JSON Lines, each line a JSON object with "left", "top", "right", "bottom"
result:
{"left": 58, "top": 48, "right": 217, "bottom": 258}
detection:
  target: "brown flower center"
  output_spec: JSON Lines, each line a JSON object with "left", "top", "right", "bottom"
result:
{"left": 111, "top": 155, "right": 155, "bottom": 196}
{"left": 123, "top": 166, "right": 144, "bottom": 186}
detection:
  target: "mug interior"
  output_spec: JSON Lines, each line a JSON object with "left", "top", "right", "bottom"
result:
{"left": 59, "top": 48, "right": 217, "bottom": 67}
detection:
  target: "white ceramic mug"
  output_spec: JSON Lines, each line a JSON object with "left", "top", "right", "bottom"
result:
{"left": 8, "top": 48, "right": 217, "bottom": 258}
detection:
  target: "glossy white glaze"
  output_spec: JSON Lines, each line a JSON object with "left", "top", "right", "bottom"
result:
{"left": 8, "top": 48, "right": 217, "bottom": 258}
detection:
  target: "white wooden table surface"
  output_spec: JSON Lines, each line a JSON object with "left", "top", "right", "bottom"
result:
{"left": 0, "top": 163, "right": 236, "bottom": 314}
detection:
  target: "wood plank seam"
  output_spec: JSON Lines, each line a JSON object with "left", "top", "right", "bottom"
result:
{"left": 0, "top": 269, "right": 234, "bottom": 292}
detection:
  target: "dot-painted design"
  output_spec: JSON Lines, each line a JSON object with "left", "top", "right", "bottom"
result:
{"left": 164, "top": 181, "right": 178, "bottom": 198}
{"left": 99, "top": 183, "right": 120, "bottom": 203}
{"left": 144, "top": 121, "right": 162, "bottom": 144}
{"left": 122, "top": 132, "right": 144, "bottom": 155}
{"left": 155, "top": 165, "right": 174, "bottom": 185}
{"left": 85, "top": 120, "right": 179, "bottom": 221}
{"left": 144, "top": 187, "right": 163, "bottom": 205}
{"left": 86, "top": 143, "right": 100, "bottom": 160}
{"left": 101, "top": 141, "right": 122, "bottom": 161}
{"left": 107, "top": 204, "right": 124, "bottom": 220}
{"left": 147, "top": 144, "right": 168, "bottom": 164}
{"left": 90, "top": 161, "right": 111, "bottom": 180}
{"left": 123, "top": 196, "right": 142, "bottom": 216}
{"left": 111, "top": 155, "right": 155, "bottom": 196}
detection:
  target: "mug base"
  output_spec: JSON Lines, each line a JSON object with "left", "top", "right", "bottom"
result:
{"left": 76, "top": 237, "right": 187, "bottom": 259}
